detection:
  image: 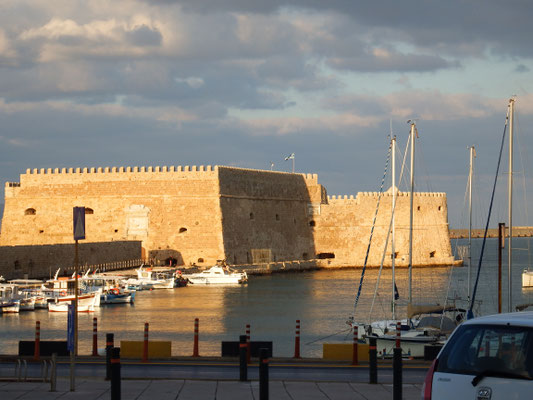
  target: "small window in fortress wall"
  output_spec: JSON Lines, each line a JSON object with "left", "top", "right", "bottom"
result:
{"left": 275, "top": 214, "right": 280, "bottom": 221}
{"left": 14, "top": 260, "right": 20, "bottom": 270}
{"left": 309, "top": 220, "right": 316, "bottom": 227}
{"left": 197, "top": 258, "right": 204, "bottom": 263}
{"left": 417, "top": 206, "right": 421, "bottom": 211}
{"left": 85, "top": 208, "right": 94, "bottom": 215}
{"left": 429, "top": 251, "right": 436, "bottom": 258}
{"left": 250, "top": 213, "right": 254, "bottom": 220}
{"left": 25, "top": 208, "right": 36, "bottom": 215}
{"left": 179, "top": 227, "right": 187, "bottom": 233}
{"left": 317, "top": 253, "right": 335, "bottom": 259}
{"left": 438, "top": 206, "right": 442, "bottom": 211}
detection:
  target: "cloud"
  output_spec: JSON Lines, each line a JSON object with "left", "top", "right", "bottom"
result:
{"left": 19, "top": 16, "right": 164, "bottom": 62}
{"left": 328, "top": 49, "right": 459, "bottom": 73}
{"left": 515, "top": 64, "right": 530, "bottom": 73}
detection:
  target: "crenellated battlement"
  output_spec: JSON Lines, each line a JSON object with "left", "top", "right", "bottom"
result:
{"left": 327, "top": 192, "right": 446, "bottom": 202}
{"left": 24, "top": 165, "right": 218, "bottom": 175}
{"left": 18, "top": 164, "right": 319, "bottom": 181}
{"left": 327, "top": 195, "right": 357, "bottom": 201}
{"left": 355, "top": 191, "right": 446, "bottom": 198}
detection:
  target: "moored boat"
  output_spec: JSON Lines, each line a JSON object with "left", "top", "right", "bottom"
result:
{"left": 48, "top": 292, "right": 100, "bottom": 312}
{"left": 184, "top": 265, "right": 248, "bottom": 285}
{"left": 125, "top": 265, "right": 178, "bottom": 289}
{"left": 0, "top": 300, "right": 20, "bottom": 314}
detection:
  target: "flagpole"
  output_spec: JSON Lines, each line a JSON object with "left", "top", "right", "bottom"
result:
{"left": 292, "top": 156, "right": 295, "bottom": 173}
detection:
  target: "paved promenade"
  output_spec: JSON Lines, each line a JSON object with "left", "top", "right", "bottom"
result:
{"left": 1, "top": 378, "right": 423, "bottom": 399}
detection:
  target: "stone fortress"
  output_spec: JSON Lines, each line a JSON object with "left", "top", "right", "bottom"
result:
{"left": 0, "top": 165, "right": 456, "bottom": 279}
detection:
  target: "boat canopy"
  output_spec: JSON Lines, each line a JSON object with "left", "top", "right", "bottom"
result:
{"left": 407, "top": 303, "right": 466, "bottom": 319}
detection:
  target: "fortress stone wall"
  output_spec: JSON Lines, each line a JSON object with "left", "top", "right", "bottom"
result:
{"left": 0, "top": 165, "right": 456, "bottom": 277}
{"left": 313, "top": 191, "right": 455, "bottom": 267}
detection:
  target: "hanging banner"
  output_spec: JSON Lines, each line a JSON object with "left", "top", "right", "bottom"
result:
{"left": 67, "top": 303, "right": 75, "bottom": 352}
{"left": 73, "top": 207, "right": 86, "bottom": 240}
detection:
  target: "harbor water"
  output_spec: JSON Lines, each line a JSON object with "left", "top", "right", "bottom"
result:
{"left": 2, "top": 238, "right": 533, "bottom": 358}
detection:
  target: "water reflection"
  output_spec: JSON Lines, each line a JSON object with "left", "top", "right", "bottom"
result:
{"left": 1, "top": 238, "right": 533, "bottom": 357}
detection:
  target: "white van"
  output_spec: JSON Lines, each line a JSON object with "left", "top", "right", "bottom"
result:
{"left": 422, "top": 311, "right": 533, "bottom": 399}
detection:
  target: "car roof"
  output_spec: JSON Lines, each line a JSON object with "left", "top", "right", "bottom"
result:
{"left": 463, "top": 311, "right": 533, "bottom": 327}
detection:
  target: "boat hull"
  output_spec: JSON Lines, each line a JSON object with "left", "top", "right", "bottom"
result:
{"left": 367, "top": 334, "right": 438, "bottom": 358}
{"left": 48, "top": 293, "right": 99, "bottom": 312}
{"left": 101, "top": 292, "right": 135, "bottom": 304}
{"left": 0, "top": 301, "right": 20, "bottom": 314}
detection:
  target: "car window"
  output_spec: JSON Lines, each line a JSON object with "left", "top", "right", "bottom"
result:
{"left": 437, "top": 324, "right": 533, "bottom": 378}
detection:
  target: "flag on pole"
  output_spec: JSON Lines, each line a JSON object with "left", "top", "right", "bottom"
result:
{"left": 284, "top": 153, "right": 295, "bottom": 161}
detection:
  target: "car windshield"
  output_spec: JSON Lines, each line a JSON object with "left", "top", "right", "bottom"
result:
{"left": 436, "top": 324, "right": 533, "bottom": 379}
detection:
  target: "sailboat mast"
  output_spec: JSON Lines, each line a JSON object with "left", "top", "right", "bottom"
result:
{"left": 391, "top": 136, "right": 396, "bottom": 320}
{"left": 468, "top": 146, "right": 475, "bottom": 301}
{"left": 408, "top": 122, "right": 416, "bottom": 304}
{"left": 508, "top": 98, "right": 515, "bottom": 313}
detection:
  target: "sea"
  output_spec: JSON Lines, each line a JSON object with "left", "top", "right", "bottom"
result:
{"left": 2, "top": 238, "right": 533, "bottom": 358}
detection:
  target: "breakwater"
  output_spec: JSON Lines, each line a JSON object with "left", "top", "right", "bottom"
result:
{"left": 450, "top": 226, "right": 533, "bottom": 238}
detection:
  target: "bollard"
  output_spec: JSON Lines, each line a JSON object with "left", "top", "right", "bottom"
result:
{"left": 92, "top": 317, "right": 98, "bottom": 356}
{"left": 246, "top": 324, "right": 251, "bottom": 364}
{"left": 193, "top": 318, "right": 199, "bottom": 357}
{"left": 352, "top": 325, "right": 358, "bottom": 366}
{"left": 34, "top": 321, "right": 40, "bottom": 361}
{"left": 50, "top": 353, "right": 57, "bottom": 392}
{"left": 142, "top": 323, "right": 149, "bottom": 363}
{"left": 259, "top": 348, "right": 269, "bottom": 400}
{"left": 393, "top": 347, "right": 402, "bottom": 400}
{"left": 395, "top": 321, "right": 401, "bottom": 349}
{"left": 110, "top": 347, "right": 121, "bottom": 400}
{"left": 105, "top": 333, "right": 114, "bottom": 380}
{"left": 369, "top": 337, "right": 378, "bottom": 384}
{"left": 294, "top": 320, "right": 301, "bottom": 359}
{"left": 239, "top": 335, "right": 248, "bottom": 381}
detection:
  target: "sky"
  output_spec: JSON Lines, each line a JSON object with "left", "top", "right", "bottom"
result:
{"left": 0, "top": 0, "right": 532, "bottom": 228}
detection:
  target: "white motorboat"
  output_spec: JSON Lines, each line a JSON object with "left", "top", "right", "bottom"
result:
{"left": 184, "top": 266, "right": 248, "bottom": 285}
{"left": 522, "top": 270, "right": 533, "bottom": 287}
{"left": 125, "top": 265, "right": 177, "bottom": 289}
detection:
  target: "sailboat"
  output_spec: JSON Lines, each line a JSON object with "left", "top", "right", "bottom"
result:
{"left": 362, "top": 122, "right": 466, "bottom": 357}
{"left": 468, "top": 97, "right": 517, "bottom": 316}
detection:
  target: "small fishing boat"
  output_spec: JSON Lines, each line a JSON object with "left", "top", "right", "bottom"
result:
{"left": 48, "top": 292, "right": 100, "bottom": 312}
{"left": 0, "top": 283, "right": 23, "bottom": 313}
{"left": 184, "top": 265, "right": 248, "bottom": 285}
{"left": 19, "top": 296, "right": 36, "bottom": 311}
{"left": 80, "top": 272, "right": 136, "bottom": 304}
{"left": 101, "top": 289, "right": 135, "bottom": 304}
{"left": 0, "top": 300, "right": 20, "bottom": 314}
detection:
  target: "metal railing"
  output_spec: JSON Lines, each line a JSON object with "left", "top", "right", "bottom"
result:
{"left": 1, "top": 355, "right": 57, "bottom": 391}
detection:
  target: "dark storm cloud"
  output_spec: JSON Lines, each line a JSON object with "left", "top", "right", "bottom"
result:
{"left": 152, "top": 0, "right": 533, "bottom": 59}
{"left": 124, "top": 25, "right": 163, "bottom": 46}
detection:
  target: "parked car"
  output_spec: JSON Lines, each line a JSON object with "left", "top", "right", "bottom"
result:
{"left": 422, "top": 311, "right": 533, "bottom": 399}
